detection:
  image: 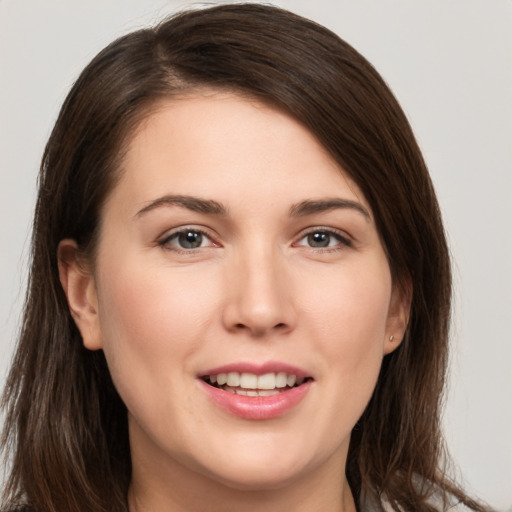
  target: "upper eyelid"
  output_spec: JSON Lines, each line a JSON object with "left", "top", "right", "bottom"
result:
{"left": 160, "top": 225, "right": 215, "bottom": 239}
{"left": 295, "top": 226, "right": 352, "bottom": 241}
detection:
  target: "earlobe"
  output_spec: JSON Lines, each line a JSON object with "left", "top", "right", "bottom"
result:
{"left": 383, "top": 278, "right": 412, "bottom": 355}
{"left": 57, "top": 239, "right": 103, "bottom": 351}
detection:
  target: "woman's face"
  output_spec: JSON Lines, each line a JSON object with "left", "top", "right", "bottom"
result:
{"left": 63, "top": 92, "right": 408, "bottom": 492}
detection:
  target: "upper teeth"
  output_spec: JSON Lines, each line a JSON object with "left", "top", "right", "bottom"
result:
{"left": 210, "top": 372, "right": 304, "bottom": 389}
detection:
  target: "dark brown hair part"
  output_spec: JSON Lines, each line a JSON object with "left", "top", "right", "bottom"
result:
{"left": 1, "top": 4, "right": 491, "bottom": 512}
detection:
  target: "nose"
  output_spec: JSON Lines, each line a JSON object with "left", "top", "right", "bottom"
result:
{"left": 222, "top": 248, "right": 297, "bottom": 338}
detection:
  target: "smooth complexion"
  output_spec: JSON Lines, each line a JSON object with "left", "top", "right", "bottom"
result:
{"left": 59, "top": 92, "right": 410, "bottom": 512}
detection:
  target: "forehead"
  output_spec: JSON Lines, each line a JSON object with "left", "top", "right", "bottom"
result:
{"left": 112, "top": 92, "right": 370, "bottom": 216}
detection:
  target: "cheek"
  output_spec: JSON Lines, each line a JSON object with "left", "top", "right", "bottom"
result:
{"left": 94, "top": 258, "right": 217, "bottom": 403}
{"left": 97, "top": 254, "right": 215, "bottom": 337}
{"left": 299, "top": 261, "right": 391, "bottom": 388}
{"left": 302, "top": 260, "right": 391, "bottom": 339}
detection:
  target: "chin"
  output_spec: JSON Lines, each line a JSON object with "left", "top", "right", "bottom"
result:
{"left": 205, "top": 464, "right": 308, "bottom": 492}
{"left": 193, "top": 445, "right": 324, "bottom": 492}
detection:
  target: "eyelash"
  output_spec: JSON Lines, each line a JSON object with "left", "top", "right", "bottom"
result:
{"left": 158, "top": 226, "right": 352, "bottom": 254}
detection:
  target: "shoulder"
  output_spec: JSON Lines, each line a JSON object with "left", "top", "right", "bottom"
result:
{"left": 361, "top": 492, "right": 480, "bottom": 512}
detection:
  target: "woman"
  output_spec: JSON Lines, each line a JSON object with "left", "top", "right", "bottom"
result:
{"left": 0, "top": 4, "right": 492, "bottom": 512}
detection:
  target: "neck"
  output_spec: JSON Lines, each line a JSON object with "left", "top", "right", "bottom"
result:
{"left": 128, "top": 475, "right": 357, "bottom": 512}
{"left": 127, "top": 413, "right": 357, "bottom": 512}
{"left": 128, "top": 443, "right": 356, "bottom": 512}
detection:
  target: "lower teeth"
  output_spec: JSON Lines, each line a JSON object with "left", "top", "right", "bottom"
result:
{"left": 222, "top": 386, "right": 282, "bottom": 397}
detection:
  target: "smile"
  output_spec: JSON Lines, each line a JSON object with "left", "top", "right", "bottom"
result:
{"left": 199, "top": 364, "right": 313, "bottom": 420}
{"left": 203, "top": 372, "right": 307, "bottom": 396}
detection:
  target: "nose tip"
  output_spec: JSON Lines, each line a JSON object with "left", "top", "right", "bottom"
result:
{"left": 222, "top": 258, "right": 296, "bottom": 338}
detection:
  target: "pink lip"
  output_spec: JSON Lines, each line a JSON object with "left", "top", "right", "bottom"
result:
{"left": 198, "top": 361, "right": 313, "bottom": 420}
{"left": 199, "top": 379, "right": 312, "bottom": 420}
{"left": 200, "top": 361, "right": 310, "bottom": 379}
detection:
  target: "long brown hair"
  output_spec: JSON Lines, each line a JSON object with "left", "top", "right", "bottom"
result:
{"left": 1, "top": 4, "right": 490, "bottom": 511}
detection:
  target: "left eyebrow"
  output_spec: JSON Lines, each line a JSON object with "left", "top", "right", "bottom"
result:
{"left": 289, "top": 198, "right": 371, "bottom": 220}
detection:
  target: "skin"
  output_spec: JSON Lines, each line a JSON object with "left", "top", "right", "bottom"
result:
{"left": 59, "top": 92, "right": 410, "bottom": 512}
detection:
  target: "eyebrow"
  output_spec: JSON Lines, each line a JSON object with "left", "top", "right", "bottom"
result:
{"left": 135, "top": 195, "right": 228, "bottom": 218}
{"left": 135, "top": 194, "right": 370, "bottom": 221}
{"left": 289, "top": 198, "right": 371, "bottom": 220}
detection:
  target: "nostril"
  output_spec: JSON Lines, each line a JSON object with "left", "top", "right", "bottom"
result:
{"left": 234, "top": 322, "right": 288, "bottom": 333}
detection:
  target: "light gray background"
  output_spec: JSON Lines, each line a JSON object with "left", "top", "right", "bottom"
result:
{"left": 1, "top": 1, "right": 511, "bottom": 509}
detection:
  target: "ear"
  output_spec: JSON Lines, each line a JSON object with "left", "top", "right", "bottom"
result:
{"left": 57, "top": 239, "right": 103, "bottom": 351}
{"left": 383, "top": 277, "right": 412, "bottom": 355}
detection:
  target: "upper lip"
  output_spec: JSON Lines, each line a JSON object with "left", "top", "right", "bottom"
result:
{"left": 199, "top": 361, "right": 312, "bottom": 379}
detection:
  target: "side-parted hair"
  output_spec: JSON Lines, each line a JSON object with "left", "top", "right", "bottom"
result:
{"left": 1, "top": 4, "right": 490, "bottom": 512}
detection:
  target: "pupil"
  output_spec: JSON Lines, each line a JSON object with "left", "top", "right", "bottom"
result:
{"left": 179, "top": 231, "right": 203, "bottom": 249}
{"left": 308, "top": 232, "right": 329, "bottom": 247}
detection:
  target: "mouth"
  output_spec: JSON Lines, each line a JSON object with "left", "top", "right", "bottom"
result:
{"left": 201, "top": 371, "right": 313, "bottom": 397}
{"left": 199, "top": 363, "right": 314, "bottom": 419}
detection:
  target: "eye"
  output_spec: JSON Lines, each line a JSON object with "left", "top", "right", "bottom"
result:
{"left": 295, "top": 229, "right": 351, "bottom": 249}
{"left": 160, "top": 228, "right": 215, "bottom": 250}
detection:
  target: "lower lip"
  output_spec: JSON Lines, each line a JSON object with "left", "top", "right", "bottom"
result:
{"left": 200, "top": 380, "right": 312, "bottom": 420}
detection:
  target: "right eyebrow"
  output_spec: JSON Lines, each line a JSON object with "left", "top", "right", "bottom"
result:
{"left": 134, "top": 194, "right": 228, "bottom": 218}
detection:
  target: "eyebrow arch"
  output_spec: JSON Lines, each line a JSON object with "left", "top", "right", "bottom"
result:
{"left": 289, "top": 198, "right": 371, "bottom": 220}
{"left": 135, "top": 195, "right": 228, "bottom": 218}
